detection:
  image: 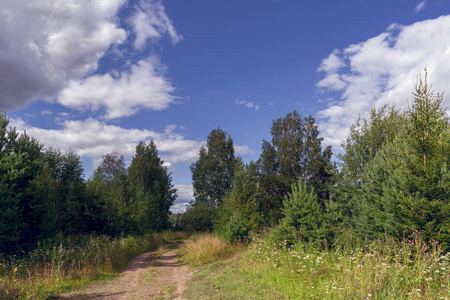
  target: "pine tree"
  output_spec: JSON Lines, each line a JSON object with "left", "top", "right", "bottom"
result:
{"left": 351, "top": 71, "right": 450, "bottom": 247}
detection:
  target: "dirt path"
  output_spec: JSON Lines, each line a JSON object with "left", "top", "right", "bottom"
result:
{"left": 59, "top": 241, "right": 193, "bottom": 300}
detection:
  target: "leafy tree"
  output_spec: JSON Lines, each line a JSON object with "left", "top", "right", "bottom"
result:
{"left": 258, "top": 111, "right": 334, "bottom": 220}
{"left": 217, "top": 161, "right": 269, "bottom": 234}
{"left": 96, "top": 151, "right": 126, "bottom": 184}
{"left": 337, "top": 105, "right": 403, "bottom": 221}
{"left": 190, "top": 128, "right": 236, "bottom": 208}
{"left": 180, "top": 200, "right": 214, "bottom": 232}
{"left": 41, "top": 148, "right": 89, "bottom": 235}
{"left": 128, "top": 141, "right": 176, "bottom": 231}
{"left": 88, "top": 151, "right": 130, "bottom": 234}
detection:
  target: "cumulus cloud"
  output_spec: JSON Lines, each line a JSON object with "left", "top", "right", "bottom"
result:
{"left": 130, "top": 0, "right": 182, "bottom": 49}
{"left": 316, "top": 15, "right": 450, "bottom": 150}
{"left": 0, "top": 0, "right": 181, "bottom": 117}
{"left": 236, "top": 100, "right": 260, "bottom": 111}
{"left": 0, "top": 0, "right": 127, "bottom": 111}
{"left": 58, "top": 57, "right": 177, "bottom": 119}
{"left": 10, "top": 117, "right": 204, "bottom": 169}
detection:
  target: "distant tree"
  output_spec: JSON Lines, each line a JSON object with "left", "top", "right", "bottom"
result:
{"left": 87, "top": 151, "right": 129, "bottom": 234}
{"left": 190, "top": 128, "right": 236, "bottom": 208}
{"left": 128, "top": 141, "right": 177, "bottom": 231}
{"left": 96, "top": 151, "right": 126, "bottom": 183}
{"left": 180, "top": 200, "right": 214, "bottom": 233}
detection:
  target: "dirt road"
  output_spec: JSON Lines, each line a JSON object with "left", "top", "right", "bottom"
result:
{"left": 59, "top": 242, "right": 193, "bottom": 300}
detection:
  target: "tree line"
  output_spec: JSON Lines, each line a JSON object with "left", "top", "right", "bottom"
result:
{"left": 182, "top": 72, "right": 450, "bottom": 250}
{"left": 0, "top": 118, "right": 176, "bottom": 253}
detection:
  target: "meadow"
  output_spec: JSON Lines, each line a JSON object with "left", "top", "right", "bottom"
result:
{"left": 182, "top": 232, "right": 450, "bottom": 299}
{"left": 0, "top": 231, "right": 185, "bottom": 299}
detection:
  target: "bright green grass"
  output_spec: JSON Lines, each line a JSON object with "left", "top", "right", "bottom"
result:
{"left": 184, "top": 232, "right": 450, "bottom": 300}
{"left": 242, "top": 233, "right": 450, "bottom": 299}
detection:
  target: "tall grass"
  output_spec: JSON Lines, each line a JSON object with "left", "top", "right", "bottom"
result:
{"left": 0, "top": 231, "right": 186, "bottom": 299}
{"left": 243, "top": 231, "right": 450, "bottom": 299}
{"left": 181, "top": 233, "right": 241, "bottom": 266}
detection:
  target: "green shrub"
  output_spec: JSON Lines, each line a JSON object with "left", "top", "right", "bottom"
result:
{"left": 220, "top": 211, "right": 248, "bottom": 243}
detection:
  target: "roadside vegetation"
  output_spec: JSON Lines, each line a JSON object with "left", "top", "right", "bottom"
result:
{"left": 0, "top": 231, "right": 185, "bottom": 299}
{"left": 182, "top": 231, "right": 450, "bottom": 299}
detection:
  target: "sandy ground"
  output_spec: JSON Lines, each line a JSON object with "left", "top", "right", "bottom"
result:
{"left": 59, "top": 242, "right": 193, "bottom": 300}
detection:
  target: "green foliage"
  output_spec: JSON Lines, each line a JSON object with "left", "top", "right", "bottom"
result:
{"left": 180, "top": 201, "right": 214, "bottom": 233}
{"left": 351, "top": 71, "right": 450, "bottom": 248}
{"left": 128, "top": 141, "right": 177, "bottom": 232}
{"left": 270, "top": 180, "right": 323, "bottom": 246}
{"left": 271, "top": 179, "right": 343, "bottom": 248}
{"left": 217, "top": 161, "right": 269, "bottom": 235}
{"left": 258, "top": 112, "right": 334, "bottom": 222}
{"left": 219, "top": 211, "right": 248, "bottom": 243}
{"left": 336, "top": 104, "right": 403, "bottom": 222}
{"left": 0, "top": 114, "right": 46, "bottom": 252}
{"left": 190, "top": 128, "right": 236, "bottom": 209}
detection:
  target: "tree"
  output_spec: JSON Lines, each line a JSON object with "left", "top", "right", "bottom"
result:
{"left": 128, "top": 141, "right": 176, "bottom": 231}
{"left": 351, "top": 71, "right": 450, "bottom": 248}
{"left": 96, "top": 151, "right": 126, "bottom": 184}
{"left": 337, "top": 105, "right": 403, "bottom": 221}
{"left": 190, "top": 128, "right": 236, "bottom": 208}
{"left": 217, "top": 161, "right": 269, "bottom": 238}
{"left": 258, "top": 111, "right": 334, "bottom": 220}
{"left": 41, "top": 148, "right": 89, "bottom": 235}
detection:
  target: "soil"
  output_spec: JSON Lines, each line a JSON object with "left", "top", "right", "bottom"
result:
{"left": 58, "top": 241, "right": 193, "bottom": 300}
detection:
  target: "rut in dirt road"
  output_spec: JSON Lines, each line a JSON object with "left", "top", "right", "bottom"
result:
{"left": 58, "top": 241, "right": 193, "bottom": 300}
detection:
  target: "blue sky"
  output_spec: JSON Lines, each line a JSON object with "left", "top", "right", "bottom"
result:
{"left": 1, "top": 0, "right": 450, "bottom": 212}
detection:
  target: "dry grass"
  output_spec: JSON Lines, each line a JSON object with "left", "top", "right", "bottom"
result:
{"left": 180, "top": 233, "right": 241, "bottom": 266}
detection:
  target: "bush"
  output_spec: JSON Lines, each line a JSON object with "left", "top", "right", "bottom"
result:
{"left": 219, "top": 211, "right": 248, "bottom": 243}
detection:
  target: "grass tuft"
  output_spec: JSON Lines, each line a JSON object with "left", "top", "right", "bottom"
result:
{"left": 181, "top": 233, "right": 240, "bottom": 266}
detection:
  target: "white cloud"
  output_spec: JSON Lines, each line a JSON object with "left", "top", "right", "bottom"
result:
{"left": 171, "top": 184, "right": 194, "bottom": 213}
{"left": 130, "top": 0, "right": 182, "bottom": 49}
{"left": 236, "top": 100, "right": 260, "bottom": 111}
{"left": 415, "top": 1, "right": 427, "bottom": 13}
{"left": 58, "top": 57, "right": 177, "bottom": 119}
{"left": 234, "top": 144, "right": 253, "bottom": 155}
{"left": 316, "top": 15, "right": 450, "bottom": 150}
{"left": 10, "top": 118, "right": 205, "bottom": 169}
{"left": 0, "top": 0, "right": 127, "bottom": 111}
{"left": 0, "top": 0, "right": 181, "bottom": 117}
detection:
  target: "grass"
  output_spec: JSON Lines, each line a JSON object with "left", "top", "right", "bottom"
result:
{"left": 182, "top": 231, "right": 450, "bottom": 299}
{"left": 0, "top": 231, "right": 186, "bottom": 299}
{"left": 179, "top": 233, "right": 240, "bottom": 266}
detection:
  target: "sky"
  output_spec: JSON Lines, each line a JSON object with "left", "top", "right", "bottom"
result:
{"left": 1, "top": 0, "right": 450, "bottom": 212}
